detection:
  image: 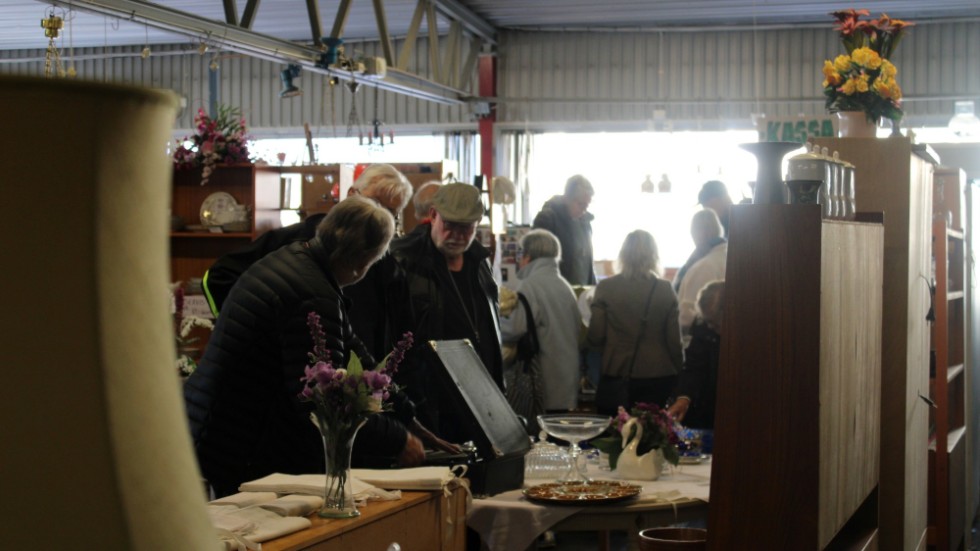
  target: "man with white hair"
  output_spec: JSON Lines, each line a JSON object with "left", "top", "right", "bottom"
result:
{"left": 532, "top": 174, "right": 596, "bottom": 285}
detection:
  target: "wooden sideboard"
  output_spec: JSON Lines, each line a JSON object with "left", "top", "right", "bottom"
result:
{"left": 707, "top": 205, "right": 883, "bottom": 549}
{"left": 261, "top": 488, "right": 467, "bottom": 551}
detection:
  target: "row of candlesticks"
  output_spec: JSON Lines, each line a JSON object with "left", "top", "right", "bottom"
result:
{"left": 785, "top": 143, "right": 856, "bottom": 220}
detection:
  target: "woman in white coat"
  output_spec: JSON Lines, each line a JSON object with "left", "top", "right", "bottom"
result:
{"left": 501, "top": 229, "right": 583, "bottom": 424}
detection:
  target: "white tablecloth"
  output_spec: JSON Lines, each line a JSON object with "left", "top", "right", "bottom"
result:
{"left": 466, "top": 462, "right": 711, "bottom": 551}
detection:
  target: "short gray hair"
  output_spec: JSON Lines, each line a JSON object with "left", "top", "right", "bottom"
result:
{"left": 520, "top": 229, "right": 562, "bottom": 261}
{"left": 564, "top": 174, "right": 594, "bottom": 199}
{"left": 413, "top": 181, "right": 442, "bottom": 219}
{"left": 353, "top": 164, "right": 413, "bottom": 214}
{"left": 316, "top": 195, "right": 395, "bottom": 265}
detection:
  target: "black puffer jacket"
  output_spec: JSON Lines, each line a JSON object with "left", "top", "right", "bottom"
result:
{"left": 184, "top": 239, "right": 408, "bottom": 497}
{"left": 389, "top": 224, "right": 503, "bottom": 442}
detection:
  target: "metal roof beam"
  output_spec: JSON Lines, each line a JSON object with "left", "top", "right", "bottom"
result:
{"left": 240, "top": 0, "right": 260, "bottom": 29}
{"left": 430, "top": 0, "right": 496, "bottom": 44}
{"left": 221, "top": 0, "right": 238, "bottom": 25}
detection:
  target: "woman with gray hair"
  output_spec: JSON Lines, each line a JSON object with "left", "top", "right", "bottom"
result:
{"left": 588, "top": 230, "right": 684, "bottom": 414}
{"left": 185, "top": 196, "right": 426, "bottom": 497}
{"left": 500, "top": 229, "right": 583, "bottom": 427}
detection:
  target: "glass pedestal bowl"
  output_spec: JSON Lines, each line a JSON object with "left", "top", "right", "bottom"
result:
{"left": 536, "top": 414, "right": 611, "bottom": 483}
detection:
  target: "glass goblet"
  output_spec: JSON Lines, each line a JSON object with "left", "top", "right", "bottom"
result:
{"left": 536, "top": 414, "right": 611, "bottom": 483}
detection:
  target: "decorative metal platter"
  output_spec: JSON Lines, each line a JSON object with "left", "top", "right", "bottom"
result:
{"left": 523, "top": 480, "right": 642, "bottom": 505}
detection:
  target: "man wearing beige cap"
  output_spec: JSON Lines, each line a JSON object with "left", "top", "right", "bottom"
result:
{"left": 390, "top": 183, "right": 502, "bottom": 444}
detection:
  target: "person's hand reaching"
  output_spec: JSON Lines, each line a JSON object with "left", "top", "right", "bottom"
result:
{"left": 667, "top": 397, "right": 691, "bottom": 423}
{"left": 410, "top": 418, "right": 463, "bottom": 455}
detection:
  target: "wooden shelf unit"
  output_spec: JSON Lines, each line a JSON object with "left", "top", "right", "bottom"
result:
{"left": 813, "top": 136, "right": 934, "bottom": 550}
{"left": 707, "top": 205, "right": 883, "bottom": 549}
{"left": 928, "top": 214, "right": 968, "bottom": 551}
{"left": 170, "top": 163, "right": 283, "bottom": 286}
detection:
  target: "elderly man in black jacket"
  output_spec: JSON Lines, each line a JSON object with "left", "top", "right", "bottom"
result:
{"left": 390, "top": 183, "right": 503, "bottom": 444}
{"left": 532, "top": 174, "right": 596, "bottom": 285}
{"left": 184, "top": 197, "right": 422, "bottom": 497}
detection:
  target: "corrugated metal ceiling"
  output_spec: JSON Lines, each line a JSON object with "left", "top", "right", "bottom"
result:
{"left": 3, "top": 0, "right": 978, "bottom": 51}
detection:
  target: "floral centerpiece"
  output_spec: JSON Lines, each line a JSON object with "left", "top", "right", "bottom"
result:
{"left": 591, "top": 403, "right": 682, "bottom": 471}
{"left": 172, "top": 104, "right": 253, "bottom": 185}
{"left": 170, "top": 283, "right": 213, "bottom": 378}
{"left": 298, "top": 311, "right": 412, "bottom": 518}
{"left": 823, "top": 9, "right": 914, "bottom": 125}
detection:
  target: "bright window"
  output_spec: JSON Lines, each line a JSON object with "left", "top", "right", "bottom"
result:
{"left": 526, "top": 131, "right": 760, "bottom": 270}
{"left": 250, "top": 135, "right": 446, "bottom": 166}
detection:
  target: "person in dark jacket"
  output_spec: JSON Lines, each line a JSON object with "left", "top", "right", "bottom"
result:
{"left": 389, "top": 183, "right": 503, "bottom": 444}
{"left": 184, "top": 196, "right": 422, "bottom": 497}
{"left": 532, "top": 174, "right": 596, "bottom": 285}
{"left": 202, "top": 212, "right": 325, "bottom": 316}
{"left": 668, "top": 280, "right": 725, "bottom": 432}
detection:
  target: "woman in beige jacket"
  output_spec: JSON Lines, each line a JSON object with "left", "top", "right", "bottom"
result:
{"left": 587, "top": 230, "right": 684, "bottom": 415}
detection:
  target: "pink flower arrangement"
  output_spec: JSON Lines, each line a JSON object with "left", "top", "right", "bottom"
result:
{"left": 172, "top": 105, "right": 253, "bottom": 185}
{"left": 592, "top": 402, "right": 683, "bottom": 467}
{"left": 298, "top": 311, "right": 412, "bottom": 421}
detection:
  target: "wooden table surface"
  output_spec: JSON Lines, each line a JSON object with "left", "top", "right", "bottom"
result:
{"left": 262, "top": 488, "right": 467, "bottom": 551}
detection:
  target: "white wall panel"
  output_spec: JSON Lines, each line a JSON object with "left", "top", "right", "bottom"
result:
{"left": 495, "top": 22, "right": 980, "bottom": 130}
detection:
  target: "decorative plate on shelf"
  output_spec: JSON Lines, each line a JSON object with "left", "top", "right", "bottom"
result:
{"left": 523, "top": 480, "right": 641, "bottom": 505}
{"left": 200, "top": 192, "right": 239, "bottom": 226}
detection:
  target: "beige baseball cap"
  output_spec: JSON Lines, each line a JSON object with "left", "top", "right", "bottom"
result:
{"left": 431, "top": 183, "right": 484, "bottom": 224}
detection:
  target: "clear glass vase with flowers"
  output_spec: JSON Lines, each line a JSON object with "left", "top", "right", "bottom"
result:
{"left": 823, "top": 9, "right": 914, "bottom": 129}
{"left": 298, "top": 311, "right": 413, "bottom": 518}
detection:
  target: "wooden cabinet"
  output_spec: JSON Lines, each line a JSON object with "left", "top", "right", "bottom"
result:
{"left": 928, "top": 166, "right": 969, "bottom": 551}
{"left": 813, "top": 136, "right": 934, "bottom": 550}
{"left": 261, "top": 488, "right": 466, "bottom": 551}
{"left": 706, "top": 205, "right": 883, "bottom": 549}
{"left": 294, "top": 164, "right": 353, "bottom": 216}
{"left": 170, "top": 164, "right": 282, "bottom": 285}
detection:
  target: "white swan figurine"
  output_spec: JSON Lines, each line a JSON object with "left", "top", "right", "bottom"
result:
{"left": 616, "top": 418, "right": 662, "bottom": 481}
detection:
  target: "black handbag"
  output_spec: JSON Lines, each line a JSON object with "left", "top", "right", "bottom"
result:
{"left": 505, "top": 292, "right": 545, "bottom": 432}
{"left": 513, "top": 292, "right": 540, "bottom": 362}
{"left": 594, "top": 279, "right": 659, "bottom": 413}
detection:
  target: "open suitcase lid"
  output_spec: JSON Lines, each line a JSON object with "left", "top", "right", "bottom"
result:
{"left": 427, "top": 339, "right": 531, "bottom": 459}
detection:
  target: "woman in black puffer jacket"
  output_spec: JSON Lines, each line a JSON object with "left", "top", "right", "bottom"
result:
{"left": 184, "top": 196, "right": 422, "bottom": 497}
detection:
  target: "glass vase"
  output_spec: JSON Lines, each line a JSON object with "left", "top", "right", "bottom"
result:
{"left": 317, "top": 415, "right": 368, "bottom": 518}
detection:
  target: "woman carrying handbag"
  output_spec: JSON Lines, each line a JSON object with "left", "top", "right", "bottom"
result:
{"left": 588, "top": 230, "right": 684, "bottom": 415}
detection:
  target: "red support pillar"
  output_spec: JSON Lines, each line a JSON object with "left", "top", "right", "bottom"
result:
{"left": 478, "top": 54, "right": 496, "bottom": 183}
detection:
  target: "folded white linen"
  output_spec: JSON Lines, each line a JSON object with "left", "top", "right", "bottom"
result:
{"left": 259, "top": 495, "right": 324, "bottom": 517}
{"left": 350, "top": 466, "right": 456, "bottom": 490}
{"left": 211, "top": 506, "right": 311, "bottom": 545}
{"left": 210, "top": 492, "right": 278, "bottom": 508}
{"left": 239, "top": 473, "right": 401, "bottom": 503}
